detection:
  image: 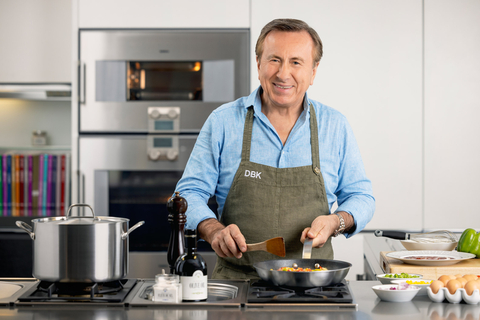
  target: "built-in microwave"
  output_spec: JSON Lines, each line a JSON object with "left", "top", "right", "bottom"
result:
{"left": 79, "top": 29, "right": 250, "bottom": 133}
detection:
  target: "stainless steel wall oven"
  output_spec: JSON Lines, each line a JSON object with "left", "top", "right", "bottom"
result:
{"left": 78, "top": 29, "right": 250, "bottom": 277}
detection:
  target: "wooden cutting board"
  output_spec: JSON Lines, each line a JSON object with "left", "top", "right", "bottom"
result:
{"left": 380, "top": 251, "right": 480, "bottom": 280}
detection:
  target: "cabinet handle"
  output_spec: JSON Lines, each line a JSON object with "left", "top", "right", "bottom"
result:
{"left": 79, "top": 62, "right": 86, "bottom": 104}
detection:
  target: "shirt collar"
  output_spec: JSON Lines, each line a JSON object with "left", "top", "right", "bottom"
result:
{"left": 246, "top": 86, "right": 311, "bottom": 118}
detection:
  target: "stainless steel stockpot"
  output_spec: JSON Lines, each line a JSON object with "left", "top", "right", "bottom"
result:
{"left": 16, "top": 204, "right": 144, "bottom": 283}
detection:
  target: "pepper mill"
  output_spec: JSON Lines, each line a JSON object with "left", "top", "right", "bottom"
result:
{"left": 167, "top": 191, "right": 187, "bottom": 274}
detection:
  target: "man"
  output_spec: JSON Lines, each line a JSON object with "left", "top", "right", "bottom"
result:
{"left": 175, "top": 18, "right": 375, "bottom": 279}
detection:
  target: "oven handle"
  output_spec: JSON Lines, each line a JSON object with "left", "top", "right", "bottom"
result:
{"left": 78, "top": 171, "right": 86, "bottom": 211}
{"left": 79, "top": 61, "right": 86, "bottom": 104}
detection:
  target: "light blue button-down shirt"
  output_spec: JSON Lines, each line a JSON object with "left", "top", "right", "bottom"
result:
{"left": 175, "top": 87, "right": 375, "bottom": 237}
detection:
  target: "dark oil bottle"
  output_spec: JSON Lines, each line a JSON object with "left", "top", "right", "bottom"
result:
{"left": 175, "top": 229, "right": 208, "bottom": 302}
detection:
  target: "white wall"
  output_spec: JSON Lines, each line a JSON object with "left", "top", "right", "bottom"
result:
{"left": 424, "top": 0, "right": 480, "bottom": 230}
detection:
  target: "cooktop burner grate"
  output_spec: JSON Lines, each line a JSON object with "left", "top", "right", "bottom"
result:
{"left": 17, "top": 279, "right": 137, "bottom": 303}
{"left": 247, "top": 280, "right": 353, "bottom": 303}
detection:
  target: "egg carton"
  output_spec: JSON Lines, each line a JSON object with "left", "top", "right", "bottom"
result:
{"left": 427, "top": 287, "right": 480, "bottom": 304}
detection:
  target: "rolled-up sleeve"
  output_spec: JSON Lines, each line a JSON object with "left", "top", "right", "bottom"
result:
{"left": 334, "top": 120, "right": 375, "bottom": 237}
{"left": 175, "top": 112, "right": 222, "bottom": 230}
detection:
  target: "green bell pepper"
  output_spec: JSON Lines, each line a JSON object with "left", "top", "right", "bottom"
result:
{"left": 457, "top": 228, "right": 480, "bottom": 258}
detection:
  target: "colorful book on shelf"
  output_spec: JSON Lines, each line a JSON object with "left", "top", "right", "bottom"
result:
{"left": 43, "top": 154, "right": 48, "bottom": 216}
{"left": 27, "top": 155, "right": 33, "bottom": 216}
{"left": 38, "top": 154, "right": 44, "bottom": 216}
{"left": 18, "top": 154, "right": 25, "bottom": 216}
{"left": 2, "top": 155, "right": 6, "bottom": 216}
{"left": 60, "top": 154, "right": 66, "bottom": 216}
{"left": 64, "top": 153, "right": 70, "bottom": 215}
{"left": 55, "top": 154, "right": 62, "bottom": 216}
{"left": 5, "top": 154, "right": 12, "bottom": 216}
{"left": 32, "top": 154, "right": 40, "bottom": 213}
{"left": 49, "top": 154, "right": 57, "bottom": 216}
{"left": 0, "top": 155, "right": 2, "bottom": 216}
{"left": 12, "top": 154, "right": 17, "bottom": 217}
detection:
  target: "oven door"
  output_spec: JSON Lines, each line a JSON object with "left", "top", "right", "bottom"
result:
{"left": 78, "top": 134, "right": 217, "bottom": 277}
{"left": 79, "top": 29, "right": 249, "bottom": 133}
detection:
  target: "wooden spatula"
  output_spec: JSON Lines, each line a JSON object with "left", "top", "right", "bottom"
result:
{"left": 246, "top": 237, "right": 286, "bottom": 257}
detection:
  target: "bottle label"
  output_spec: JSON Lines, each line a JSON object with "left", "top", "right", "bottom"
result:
{"left": 181, "top": 270, "right": 208, "bottom": 300}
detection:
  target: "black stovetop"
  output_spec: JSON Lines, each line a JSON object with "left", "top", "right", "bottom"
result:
{"left": 16, "top": 279, "right": 138, "bottom": 305}
{"left": 247, "top": 279, "right": 353, "bottom": 304}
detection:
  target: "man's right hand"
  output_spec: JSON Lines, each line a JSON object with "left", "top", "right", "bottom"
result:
{"left": 197, "top": 218, "right": 246, "bottom": 259}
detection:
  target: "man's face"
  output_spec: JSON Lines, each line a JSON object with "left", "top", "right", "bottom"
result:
{"left": 257, "top": 30, "right": 319, "bottom": 111}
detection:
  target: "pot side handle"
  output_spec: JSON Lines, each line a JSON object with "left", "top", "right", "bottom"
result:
{"left": 122, "top": 221, "right": 145, "bottom": 240}
{"left": 16, "top": 221, "right": 35, "bottom": 240}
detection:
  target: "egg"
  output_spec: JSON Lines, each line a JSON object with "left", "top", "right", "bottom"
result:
{"left": 430, "top": 280, "right": 445, "bottom": 294}
{"left": 454, "top": 274, "right": 463, "bottom": 278}
{"left": 463, "top": 274, "right": 478, "bottom": 282}
{"left": 446, "top": 279, "right": 462, "bottom": 294}
{"left": 456, "top": 277, "right": 468, "bottom": 287}
{"left": 464, "top": 280, "right": 480, "bottom": 296}
{"left": 438, "top": 275, "right": 452, "bottom": 286}
{"left": 465, "top": 280, "right": 480, "bottom": 296}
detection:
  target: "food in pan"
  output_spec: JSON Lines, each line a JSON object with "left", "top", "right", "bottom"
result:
{"left": 276, "top": 266, "right": 328, "bottom": 272}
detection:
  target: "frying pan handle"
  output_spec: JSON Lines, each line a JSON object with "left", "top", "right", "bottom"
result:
{"left": 374, "top": 230, "right": 409, "bottom": 240}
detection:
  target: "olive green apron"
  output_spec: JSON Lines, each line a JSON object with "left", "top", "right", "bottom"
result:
{"left": 212, "top": 104, "right": 333, "bottom": 280}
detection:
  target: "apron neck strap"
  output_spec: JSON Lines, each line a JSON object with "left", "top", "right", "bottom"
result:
{"left": 241, "top": 106, "right": 254, "bottom": 161}
{"left": 309, "top": 104, "right": 321, "bottom": 175}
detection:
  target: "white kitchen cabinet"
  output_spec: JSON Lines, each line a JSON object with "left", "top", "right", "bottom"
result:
{"left": 77, "top": 0, "right": 249, "bottom": 28}
{"left": 424, "top": 0, "right": 480, "bottom": 230}
{"left": 251, "top": 0, "right": 423, "bottom": 231}
{"left": 0, "top": 0, "right": 72, "bottom": 83}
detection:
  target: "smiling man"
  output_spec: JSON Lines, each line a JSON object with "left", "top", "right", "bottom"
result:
{"left": 174, "top": 18, "right": 375, "bottom": 280}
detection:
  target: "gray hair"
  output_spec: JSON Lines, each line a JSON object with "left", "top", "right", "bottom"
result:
{"left": 255, "top": 18, "right": 323, "bottom": 64}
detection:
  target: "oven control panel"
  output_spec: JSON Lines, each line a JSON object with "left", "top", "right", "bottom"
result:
{"left": 147, "top": 135, "right": 179, "bottom": 161}
{"left": 147, "top": 107, "right": 180, "bottom": 133}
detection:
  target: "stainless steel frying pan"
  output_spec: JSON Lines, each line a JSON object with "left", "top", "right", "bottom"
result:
{"left": 253, "top": 259, "right": 352, "bottom": 288}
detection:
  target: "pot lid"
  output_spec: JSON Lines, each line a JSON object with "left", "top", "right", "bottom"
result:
{"left": 32, "top": 216, "right": 129, "bottom": 225}
{"left": 32, "top": 204, "right": 128, "bottom": 225}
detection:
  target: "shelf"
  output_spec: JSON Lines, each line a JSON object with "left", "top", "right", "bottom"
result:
{"left": 0, "top": 146, "right": 71, "bottom": 153}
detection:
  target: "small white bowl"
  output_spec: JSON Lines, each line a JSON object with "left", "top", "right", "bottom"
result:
{"left": 392, "top": 279, "right": 433, "bottom": 296}
{"left": 376, "top": 273, "right": 423, "bottom": 284}
{"left": 372, "top": 284, "right": 421, "bottom": 302}
{"left": 401, "top": 240, "right": 458, "bottom": 251}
